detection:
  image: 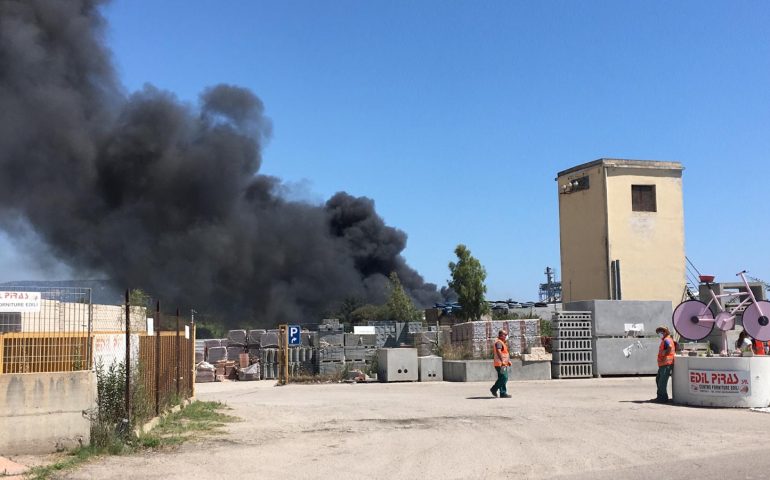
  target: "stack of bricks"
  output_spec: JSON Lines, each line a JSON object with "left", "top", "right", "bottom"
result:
{"left": 451, "top": 319, "right": 542, "bottom": 358}
{"left": 343, "top": 333, "right": 377, "bottom": 372}
{"left": 316, "top": 319, "right": 345, "bottom": 376}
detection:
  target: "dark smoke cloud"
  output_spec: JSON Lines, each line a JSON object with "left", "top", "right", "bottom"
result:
{"left": 0, "top": 0, "right": 440, "bottom": 326}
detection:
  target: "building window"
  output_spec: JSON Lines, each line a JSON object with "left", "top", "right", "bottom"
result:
{"left": 631, "top": 185, "right": 656, "bottom": 212}
{"left": 0, "top": 312, "right": 21, "bottom": 332}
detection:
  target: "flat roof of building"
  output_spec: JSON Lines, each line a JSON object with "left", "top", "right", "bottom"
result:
{"left": 556, "top": 158, "right": 684, "bottom": 178}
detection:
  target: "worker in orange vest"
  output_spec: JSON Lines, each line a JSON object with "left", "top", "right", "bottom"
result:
{"left": 490, "top": 329, "right": 512, "bottom": 398}
{"left": 653, "top": 326, "right": 675, "bottom": 403}
{"left": 753, "top": 339, "right": 766, "bottom": 355}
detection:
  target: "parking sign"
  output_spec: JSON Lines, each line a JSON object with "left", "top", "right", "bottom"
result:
{"left": 288, "top": 325, "right": 301, "bottom": 345}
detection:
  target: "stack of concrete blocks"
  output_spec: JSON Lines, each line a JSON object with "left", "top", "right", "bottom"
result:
{"left": 551, "top": 312, "right": 593, "bottom": 378}
{"left": 451, "top": 320, "right": 542, "bottom": 358}
{"left": 368, "top": 321, "right": 400, "bottom": 348}
{"left": 377, "top": 348, "right": 418, "bottom": 382}
{"left": 413, "top": 331, "right": 438, "bottom": 356}
{"left": 203, "top": 339, "right": 223, "bottom": 362}
{"left": 418, "top": 355, "right": 443, "bottom": 381}
{"left": 207, "top": 346, "right": 228, "bottom": 363}
{"left": 343, "top": 333, "right": 377, "bottom": 372}
{"left": 247, "top": 329, "right": 265, "bottom": 365}
{"left": 194, "top": 339, "right": 206, "bottom": 364}
{"left": 564, "top": 300, "right": 673, "bottom": 376}
{"left": 260, "top": 348, "right": 279, "bottom": 379}
{"left": 289, "top": 332, "right": 315, "bottom": 376}
{"left": 316, "top": 319, "right": 345, "bottom": 376}
{"left": 226, "top": 329, "right": 248, "bottom": 361}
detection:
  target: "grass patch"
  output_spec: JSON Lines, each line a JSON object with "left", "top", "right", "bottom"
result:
{"left": 26, "top": 401, "right": 236, "bottom": 479}
{"left": 137, "top": 401, "right": 237, "bottom": 449}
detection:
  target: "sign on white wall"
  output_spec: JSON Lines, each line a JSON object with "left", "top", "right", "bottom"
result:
{"left": 689, "top": 369, "right": 751, "bottom": 396}
{"left": 92, "top": 334, "right": 139, "bottom": 372}
{"left": 0, "top": 291, "right": 42, "bottom": 313}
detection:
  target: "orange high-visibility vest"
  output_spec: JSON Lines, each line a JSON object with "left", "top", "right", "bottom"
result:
{"left": 657, "top": 335, "right": 675, "bottom": 367}
{"left": 493, "top": 338, "right": 511, "bottom": 367}
{"left": 754, "top": 340, "right": 766, "bottom": 355}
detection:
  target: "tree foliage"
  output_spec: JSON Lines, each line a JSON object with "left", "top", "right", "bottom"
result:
{"left": 448, "top": 244, "right": 489, "bottom": 321}
{"left": 350, "top": 304, "right": 388, "bottom": 324}
{"left": 385, "top": 272, "right": 422, "bottom": 322}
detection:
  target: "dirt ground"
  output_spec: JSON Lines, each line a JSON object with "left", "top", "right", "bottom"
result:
{"left": 60, "top": 377, "right": 770, "bottom": 480}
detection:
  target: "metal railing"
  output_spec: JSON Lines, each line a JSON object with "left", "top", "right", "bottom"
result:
{"left": 0, "top": 286, "right": 92, "bottom": 373}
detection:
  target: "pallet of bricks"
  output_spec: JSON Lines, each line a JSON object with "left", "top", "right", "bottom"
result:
{"left": 451, "top": 319, "right": 541, "bottom": 358}
{"left": 316, "top": 319, "right": 345, "bottom": 376}
{"left": 551, "top": 311, "right": 593, "bottom": 378}
{"left": 343, "top": 332, "right": 377, "bottom": 373}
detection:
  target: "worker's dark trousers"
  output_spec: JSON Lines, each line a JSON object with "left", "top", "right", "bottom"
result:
{"left": 492, "top": 366, "right": 508, "bottom": 396}
{"left": 656, "top": 364, "right": 673, "bottom": 400}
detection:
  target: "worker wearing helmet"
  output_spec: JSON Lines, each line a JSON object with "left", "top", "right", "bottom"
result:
{"left": 653, "top": 326, "right": 675, "bottom": 403}
{"left": 490, "top": 329, "right": 512, "bottom": 398}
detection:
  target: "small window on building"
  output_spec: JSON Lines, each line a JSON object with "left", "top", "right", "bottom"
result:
{"left": 0, "top": 312, "right": 21, "bottom": 333}
{"left": 632, "top": 185, "right": 656, "bottom": 212}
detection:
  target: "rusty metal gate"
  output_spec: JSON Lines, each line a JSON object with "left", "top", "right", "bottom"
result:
{"left": 0, "top": 286, "right": 92, "bottom": 373}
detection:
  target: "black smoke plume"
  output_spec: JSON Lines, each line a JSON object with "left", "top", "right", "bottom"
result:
{"left": 0, "top": 0, "right": 440, "bottom": 326}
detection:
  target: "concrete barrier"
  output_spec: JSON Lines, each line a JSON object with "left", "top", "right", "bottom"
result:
{"left": 442, "top": 359, "right": 551, "bottom": 382}
{"left": 0, "top": 371, "right": 96, "bottom": 455}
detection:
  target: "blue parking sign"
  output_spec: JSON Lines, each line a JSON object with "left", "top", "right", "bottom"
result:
{"left": 288, "top": 325, "right": 301, "bottom": 345}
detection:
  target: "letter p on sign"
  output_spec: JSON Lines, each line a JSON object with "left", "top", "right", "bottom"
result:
{"left": 288, "top": 325, "right": 301, "bottom": 346}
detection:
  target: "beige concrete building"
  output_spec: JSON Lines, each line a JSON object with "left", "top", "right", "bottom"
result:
{"left": 556, "top": 159, "right": 685, "bottom": 308}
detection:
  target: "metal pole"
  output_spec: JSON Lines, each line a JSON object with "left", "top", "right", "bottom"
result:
{"left": 175, "top": 308, "right": 180, "bottom": 398}
{"left": 191, "top": 310, "right": 196, "bottom": 397}
{"left": 155, "top": 300, "right": 161, "bottom": 416}
{"left": 124, "top": 290, "right": 131, "bottom": 428}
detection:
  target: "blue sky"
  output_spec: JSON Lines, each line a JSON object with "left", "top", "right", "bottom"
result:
{"left": 2, "top": 1, "right": 769, "bottom": 300}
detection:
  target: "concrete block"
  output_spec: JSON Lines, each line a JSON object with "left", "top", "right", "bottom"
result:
{"left": 227, "top": 329, "right": 248, "bottom": 345}
{"left": 207, "top": 346, "right": 227, "bottom": 363}
{"left": 526, "top": 347, "right": 547, "bottom": 355}
{"left": 344, "top": 346, "right": 368, "bottom": 362}
{"left": 318, "top": 346, "right": 344, "bottom": 362}
{"left": 522, "top": 353, "right": 552, "bottom": 362}
{"left": 344, "top": 333, "right": 377, "bottom": 347}
{"left": 260, "top": 332, "right": 279, "bottom": 348}
{"left": 377, "top": 348, "right": 418, "bottom": 382}
{"left": 247, "top": 329, "right": 266, "bottom": 345}
{"left": 443, "top": 359, "right": 551, "bottom": 382}
{"left": 552, "top": 363, "right": 593, "bottom": 379}
{"left": 593, "top": 337, "right": 659, "bottom": 375}
{"left": 418, "top": 356, "right": 443, "bottom": 382}
{"left": 564, "top": 300, "right": 673, "bottom": 337}
{"left": 318, "top": 333, "right": 344, "bottom": 347}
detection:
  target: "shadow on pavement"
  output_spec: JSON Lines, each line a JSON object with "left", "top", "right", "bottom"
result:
{"left": 466, "top": 396, "right": 497, "bottom": 400}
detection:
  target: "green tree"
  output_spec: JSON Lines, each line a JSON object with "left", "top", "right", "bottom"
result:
{"left": 448, "top": 244, "right": 489, "bottom": 321}
{"left": 350, "top": 304, "right": 388, "bottom": 324}
{"left": 385, "top": 272, "right": 422, "bottom": 322}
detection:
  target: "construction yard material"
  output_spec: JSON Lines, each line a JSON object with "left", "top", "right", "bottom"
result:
{"left": 451, "top": 319, "right": 541, "bottom": 357}
{"left": 377, "top": 348, "right": 418, "bottom": 382}
{"left": 227, "top": 329, "right": 248, "bottom": 346}
{"left": 443, "top": 358, "right": 551, "bottom": 382}
{"left": 418, "top": 355, "right": 443, "bottom": 381}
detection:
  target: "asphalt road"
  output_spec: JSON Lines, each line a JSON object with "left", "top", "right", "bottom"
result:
{"left": 62, "top": 377, "right": 770, "bottom": 479}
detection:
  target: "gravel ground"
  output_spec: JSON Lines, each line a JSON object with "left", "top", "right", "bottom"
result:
{"left": 62, "top": 377, "right": 770, "bottom": 479}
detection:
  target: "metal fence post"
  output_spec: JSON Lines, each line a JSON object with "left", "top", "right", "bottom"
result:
{"left": 175, "top": 308, "right": 180, "bottom": 399}
{"left": 124, "top": 290, "right": 131, "bottom": 427}
{"left": 155, "top": 300, "right": 161, "bottom": 416}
